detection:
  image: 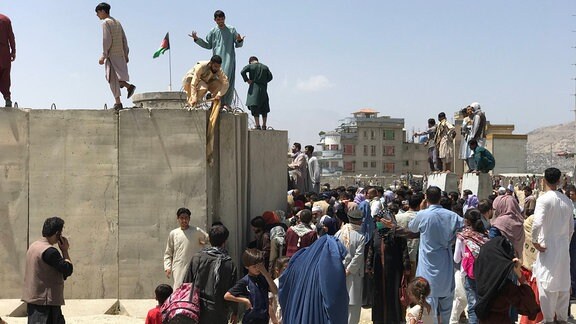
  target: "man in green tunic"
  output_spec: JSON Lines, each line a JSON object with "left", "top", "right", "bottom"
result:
{"left": 241, "top": 56, "right": 273, "bottom": 130}
{"left": 190, "top": 10, "right": 244, "bottom": 108}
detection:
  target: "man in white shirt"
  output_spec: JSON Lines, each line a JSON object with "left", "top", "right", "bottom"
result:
{"left": 532, "top": 167, "right": 574, "bottom": 323}
{"left": 305, "top": 145, "right": 320, "bottom": 193}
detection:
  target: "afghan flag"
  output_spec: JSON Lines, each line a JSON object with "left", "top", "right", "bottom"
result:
{"left": 153, "top": 32, "right": 170, "bottom": 58}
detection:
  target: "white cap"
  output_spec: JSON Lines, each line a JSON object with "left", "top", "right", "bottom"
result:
{"left": 312, "top": 206, "right": 323, "bottom": 213}
{"left": 468, "top": 102, "right": 481, "bottom": 112}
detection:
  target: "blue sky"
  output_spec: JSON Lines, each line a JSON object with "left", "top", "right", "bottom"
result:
{"left": 4, "top": 1, "right": 576, "bottom": 147}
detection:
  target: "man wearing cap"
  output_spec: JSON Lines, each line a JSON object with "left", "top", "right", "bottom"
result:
{"left": 408, "top": 186, "right": 464, "bottom": 324}
{"left": 311, "top": 205, "right": 323, "bottom": 224}
{"left": 335, "top": 209, "right": 365, "bottom": 324}
{"left": 466, "top": 102, "right": 486, "bottom": 147}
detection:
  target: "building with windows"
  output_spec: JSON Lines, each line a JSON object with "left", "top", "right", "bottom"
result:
{"left": 318, "top": 109, "right": 429, "bottom": 176}
{"left": 317, "top": 131, "right": 343, "bottom": 176}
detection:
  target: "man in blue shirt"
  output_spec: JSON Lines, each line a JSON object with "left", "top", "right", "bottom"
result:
{"left": 409, "top": 186, "right": 463, "bottom": 324}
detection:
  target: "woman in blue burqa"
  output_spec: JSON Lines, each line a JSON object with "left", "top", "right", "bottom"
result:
{"left": 278, "top": 234, "right": 349, "bottom": 324}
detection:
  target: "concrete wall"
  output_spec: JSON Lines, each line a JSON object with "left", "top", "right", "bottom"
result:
{"left": 461, "top": 173, "right": 492, "bottom": 200}
{"left": 117, "top": 109, "right": 208, "bottom": 298}
{"left": 248, "top": 130, "right": 289, "bottom": 216}
{"left": 0, "top": 104, "right": 287, "bottom": 299}
{"left": 488, "top": 135, "right": 528, "bottom": 174}
{"left": 28, "top": 110, "right": 119, "bottom": 299}
{"left": 0, "top": 109, "right": 29, "bottom": 298}
{"left": 427, "top": 173, "right": 458, "bottom": 193}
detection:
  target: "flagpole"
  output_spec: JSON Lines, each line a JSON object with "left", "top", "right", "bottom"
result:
{"left": 168, "top": 32, "right": 172, "bottom": 91}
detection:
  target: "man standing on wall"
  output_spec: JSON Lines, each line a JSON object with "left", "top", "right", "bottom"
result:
{"left": 414, "top": 118, "right": 441, "bottom": 172}
{"left": 434, "top": 112, "right": 456, "bottom": 172}
{"left": 22, "top": 217, "right": 73, "bottom": 324}
{"left": 95, "top": 2, "right": 136, "bottom": 110}
{"left": 0, "top": 13, "right": 15, "bottom": 108}
{"left": 190, "top": 10, "right": 244, "bottom": 108}
{"left": 240, "top": 56, "right": 273, "bottom": 130}
{"left": 288, "top": 143, "right": 308, "bottom": 193}
{"left": 305, "top": 145, "right": 320, "bottom": 193}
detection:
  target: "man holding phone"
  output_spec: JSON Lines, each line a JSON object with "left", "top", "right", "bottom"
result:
{"left": 22, "top": 217, "right": 73, "bottom": 324}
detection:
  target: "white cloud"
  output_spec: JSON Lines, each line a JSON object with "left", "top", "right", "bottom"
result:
{"left": 296, "top": 75, "right": 334, "bottom": 92}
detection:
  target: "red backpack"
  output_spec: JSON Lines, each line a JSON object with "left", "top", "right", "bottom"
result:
{"left": 160, "top": 283, "right": 201, "bottom": 323}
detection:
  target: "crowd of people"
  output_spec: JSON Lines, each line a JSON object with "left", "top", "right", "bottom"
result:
{"left": 19, "top": 166, "right": 576, "bottom": 324}
{"left": 156, "top": 167, "right": 576, "bottom": 324}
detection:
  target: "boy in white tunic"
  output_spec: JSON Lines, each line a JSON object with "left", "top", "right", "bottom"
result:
{"left": 163, "top": 207, "right": 208, "bottom": 289}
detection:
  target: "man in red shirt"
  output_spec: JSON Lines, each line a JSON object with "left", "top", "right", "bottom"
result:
{"left": 0, "top": 14, "right": 15, "bottom": 107}
{"left": 285, "top": 209, "right": 317, "bottom": 257}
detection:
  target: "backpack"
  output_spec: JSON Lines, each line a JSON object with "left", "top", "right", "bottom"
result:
{"left": 461, "top": 241, "right": 481, "bottom": 279}
{"left": 161, "top": 283, "right": 201, "bottom": 324}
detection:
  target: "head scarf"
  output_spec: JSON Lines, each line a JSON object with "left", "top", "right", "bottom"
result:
{"left": 474, "top": 236, "right": 515, "bottom": 320}
{"left": 491, "top": 194, "right": 525, "bottom": 257}
{"left": 353, "top": 188, "right": 365, "bottom": 204}
{"left": 318, "top": 215, "right": 338, "bottom": 236}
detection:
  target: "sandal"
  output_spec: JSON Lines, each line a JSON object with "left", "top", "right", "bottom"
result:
{"left": 262, "top": 125, "right": 267, "bottom": 130}
{"left": 127, "top": 85, "right": 136, "bottom": 98}
{"left": 255, "top": 125, "right": 261, "bottom": 130}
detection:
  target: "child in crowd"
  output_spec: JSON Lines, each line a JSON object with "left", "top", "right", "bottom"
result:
{"left": 224, "top": 249, "right": 278, "bottom": 324}
{"left": 453, "top": 208, "right": 489, "bottom": 324}
{"left": 145, "top": 284, "right": 173, "bottom": 324}
{"left": 406, "top": 277, "right": 432, "bottom": 324}
{"left": 269, "top": 257, "right": 290, "bottom": 324}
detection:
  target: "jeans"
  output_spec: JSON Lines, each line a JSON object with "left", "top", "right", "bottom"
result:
{"left": 464, "top": 276, "right": 478, "bottom": 324}
{"left": 427, "top": 294, "right": 454, "bottom": 324}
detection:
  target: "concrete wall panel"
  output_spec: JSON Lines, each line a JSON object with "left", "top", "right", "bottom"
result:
{"left": 461, "top": 173, "right": 492, "bottom": 200}
{"left": 248, "top": 130, "right": 289, "bottom": 217}
{"left": 28, "top": 110, "right": 118, "bottom": 298}
{"left": 118, "top": 109, "right": 207, "bottom": 298}
{"left": 0, "top": 109, "right": 29, "bottom": 298}
{"left": 217, "top": 113, "right": 248, "bottom": 266}
{"left": 427, "top": 172, "right": 458, "bottom": 193}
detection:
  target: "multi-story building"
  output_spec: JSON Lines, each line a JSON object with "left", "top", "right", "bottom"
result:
{"left": 317, "top": 132, "right": 343, "bottom": 176}
{"left": 319, "top": 109, "right": 429, "bottom": 176}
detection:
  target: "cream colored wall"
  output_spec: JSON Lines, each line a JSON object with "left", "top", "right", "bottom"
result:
{"left": 0, "top": 103, "right": 287, "bottom": 299}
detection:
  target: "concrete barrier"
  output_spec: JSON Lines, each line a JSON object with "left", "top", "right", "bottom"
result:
{"left": 0, "top": 101, "right": 287, "bottom": 299}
